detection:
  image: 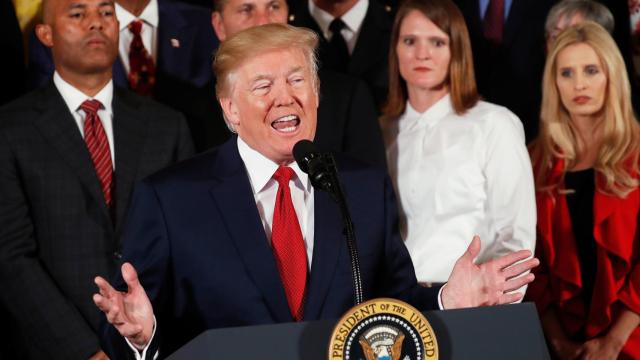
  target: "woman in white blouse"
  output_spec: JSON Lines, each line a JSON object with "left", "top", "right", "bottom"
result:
{"left": 381, "top": 0, "right": 536, "bottom": 288}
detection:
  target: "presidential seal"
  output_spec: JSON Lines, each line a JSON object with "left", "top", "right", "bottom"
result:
{"left": 328, "top": 298, "right": 438, "bottom": 360}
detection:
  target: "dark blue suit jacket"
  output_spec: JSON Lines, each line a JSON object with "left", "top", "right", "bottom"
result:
{"left": 102, "top": 137, "right": 438, "bottom": 358}
{"left": 28, "top": 0, "right": 215, "bottom": 89}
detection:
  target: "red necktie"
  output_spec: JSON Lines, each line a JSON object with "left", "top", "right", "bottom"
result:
{"left": 128, "top": 20, "right": 156, "bottom": 95}
{"left": 81, "top": 100, "right": 113, "bottom": 207}
{"left": 271, "top": 166, "right": 308, "bottom": 321}
{"left": 483, "top": 0, "right": 504, "bottom": 45}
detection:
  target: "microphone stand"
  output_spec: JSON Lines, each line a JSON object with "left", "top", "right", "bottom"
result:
{"left": 321, "top": 153, "right": 364, "bottom": 305}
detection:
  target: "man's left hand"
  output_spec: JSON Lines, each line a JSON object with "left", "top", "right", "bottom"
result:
{"left": 442, "top": 235, "right": 539, "bottom": 309}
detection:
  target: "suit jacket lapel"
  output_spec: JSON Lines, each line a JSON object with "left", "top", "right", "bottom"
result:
{"left": 112, "top": 88, "right": 147, "bottom": 234}
{"left": 208, "top": 139, "right": 293, "bottom": 323}
{"left": 32, "top": 83, "right": 112, "bottom": 224}
{"left": 303, "top": 189, "right": 344, "bottom": 320}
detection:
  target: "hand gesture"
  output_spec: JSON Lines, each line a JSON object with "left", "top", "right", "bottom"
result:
{"left": 580, "top": 335, "right": 624, "bottom": 360}
{"left": 93, "top": 263, "right": 154, "bottom": 349}
{"left": 442, "top": 235, "right": 539, "bottom": 309}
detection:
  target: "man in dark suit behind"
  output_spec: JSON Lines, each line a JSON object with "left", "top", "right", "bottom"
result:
{"left": 27, "top": 0, "right": 218, "bottom": 152}
{"left": 0, "top": 0, "right": 194, "bottom": 358}
{"left": 291, "top": 0, "right": 393, "bottom": 108}
{"left": 454, "top": 0, "right": 554, "bottom": 143}
{"left": 93, "top": 24, "right": 538, "bottom": 359}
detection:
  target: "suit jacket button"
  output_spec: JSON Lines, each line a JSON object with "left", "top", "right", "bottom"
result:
{"left": 113, "top": 251, "right": 122, "bottom": 260}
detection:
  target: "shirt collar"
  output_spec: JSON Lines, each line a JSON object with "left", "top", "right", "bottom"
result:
{"left": 237, "top": 137, "right": 311, "bottom": 195}
{"left": 116, "top": 0, "right": 159, "bottom": 32}
{"left": 399, "top": 93, "right": 453, "bottom": 132}
{"left": 53, "top": 71, "right": 114, "bottom": 115}
{"left": 308, "top": 0, "right": 368, "bottom": 37}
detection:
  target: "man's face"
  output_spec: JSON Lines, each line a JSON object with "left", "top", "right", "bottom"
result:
{"left": 37, "top": 0, "right": 119, "bottom": 77}
{"left": 220, "top": 48, "right": 319, "bottom": 164}
{"left": 212, "top": 0, "right": 288, "bottom": 41}
{"left": 546, "top": 13, "right": 585, "bottom": 52}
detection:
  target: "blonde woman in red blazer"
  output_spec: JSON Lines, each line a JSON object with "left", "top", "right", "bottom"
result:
{"left": 527, "top": 22, "right": 640, "bottom": 359}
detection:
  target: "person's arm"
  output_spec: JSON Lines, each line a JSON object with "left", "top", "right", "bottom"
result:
{"left": 0, "top": 123, "right": 101, "bottom": 358}
{"left": 540, "top": 307, "right": 583, "bottom": 359}
{"left": 97, "top": 179, "right": 172, "bottom": 360}
{"left": 478, "top": 109, "right": 537, "bottom": 296}
{"left": 580, "top": 308, "right": 640, "bottom": 360}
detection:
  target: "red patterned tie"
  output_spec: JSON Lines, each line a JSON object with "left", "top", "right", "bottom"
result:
{"left": 271, "top": 166, "right": 308, "bottom": 321}
{"left": 483, "top": 0, "right": 504, "bottom": 45}
{"left": 81, "top": 100, "right": 113, "bottom": 207}
{"left": 128, "top": 20, "right": 156, "bottom": 95}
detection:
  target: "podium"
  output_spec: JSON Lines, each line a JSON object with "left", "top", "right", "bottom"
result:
{"left": 167, "top": 302, "right": 550, "bottom": 359}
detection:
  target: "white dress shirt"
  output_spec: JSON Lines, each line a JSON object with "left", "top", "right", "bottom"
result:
{"left": 309, "top": 0, "right": 368, "bottom": 54}
{"left": 238, "top": 137, "right": 316, "bottom": 266}
{"left": 383, "top": 95, "right": 536, "bottom": 284}
{"left": 129, "top": 137, "right": 315, "bottom": 359}
{"left": 115, "top": 0, "right": 159, "bottom": 74}
{"left": 53, "top": 71, "right": 115, "bottom": 168}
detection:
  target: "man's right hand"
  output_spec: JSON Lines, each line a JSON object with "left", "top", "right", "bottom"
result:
{"left": 93, "top": 262, "right": 154, "bottom": 349}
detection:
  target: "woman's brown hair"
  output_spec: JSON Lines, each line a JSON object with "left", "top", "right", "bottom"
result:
{"left": 383, "top": 0, "right": 479, "bottom": 117}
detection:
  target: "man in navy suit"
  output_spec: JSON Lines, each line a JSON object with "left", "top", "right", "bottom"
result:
{"left": 93, "top": 24, "right": 538, "bottom": 359}
{"left": 27, "top": 0, "right": 218, "bottom": 150}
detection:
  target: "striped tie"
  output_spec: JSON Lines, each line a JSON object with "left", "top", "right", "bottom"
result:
{"left": 80, "top": 100, "right": 113, "bottom": 207}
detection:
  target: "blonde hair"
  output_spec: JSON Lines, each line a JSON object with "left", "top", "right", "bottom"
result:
{"left": 213, "top": 23, "right": 319, "bottom": 100}
{"left": 532, "top": 22, "right": 640, "bottom": 197}
{"left": 383, "top": 0, "right": 478, "bottom": 118}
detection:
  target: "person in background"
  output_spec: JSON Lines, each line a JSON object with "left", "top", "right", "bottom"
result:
{"left": 545, "top": 0, "right": 640, "bottom": 116}
{"left": 290, "top": 0, "right": 393, "bottom": 108}
{"left": 381, "top": 0, "right": 535, "bottom": 292}
{"left": 0, "top": 0, "right": 194, "bottom": 358}
{"left": 27, "top": 0, "right": 218, "bottom": 151}
{"left": 526, "top": 22, "right": 640, "bottom": 359}
{"left": 454, "top": 0, "right": 554, "bottom": 143}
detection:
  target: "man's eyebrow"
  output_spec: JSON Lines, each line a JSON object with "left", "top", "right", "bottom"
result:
{"left": 249, "top": 74, "right": 273, "bottom": 83}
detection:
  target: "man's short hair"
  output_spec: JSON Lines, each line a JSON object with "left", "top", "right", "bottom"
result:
{"left": 545, "top": 0, "right": 614, "bottom": 37}
{"left": 213, "top": 23, "right": 320, "bottom": 100}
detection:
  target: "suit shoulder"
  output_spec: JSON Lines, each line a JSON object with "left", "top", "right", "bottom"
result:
{"left": 0, "top": 89, "right": 47, "bottom": 128}
{"left": 334, "top": 154, "right": 387, "bottom": 181}
{"left": 144, "top": 147, "right": 220, "bottom": 185}
{"left": 115, "top": 87, "right": 184, "bottom": 120}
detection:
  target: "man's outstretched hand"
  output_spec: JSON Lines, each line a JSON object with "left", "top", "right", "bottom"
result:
{"left": 93, "top": 263, "right": 154, "bottom": 349}
{"left": 442, "top": 236, "right": 539, "bottom": 309}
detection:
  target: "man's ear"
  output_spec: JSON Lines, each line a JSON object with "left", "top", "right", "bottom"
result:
{"left": 211, "top": 12, "right": 227, "bottom": 42}
{"left": 35, "top": 24, "right": 54, "bottom": 48}
{"left": 219, "top": 97, "right": 240, "bottom": 127}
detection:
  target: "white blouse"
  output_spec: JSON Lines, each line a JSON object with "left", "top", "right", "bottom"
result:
{"left": 383, "top": 95, "right": 536, "bottom": 284}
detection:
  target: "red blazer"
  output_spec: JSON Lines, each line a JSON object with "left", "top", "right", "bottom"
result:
{"left": 526, "top": 158, "right": 640, "bottom": 358}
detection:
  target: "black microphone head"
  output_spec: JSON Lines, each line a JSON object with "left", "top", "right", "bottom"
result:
{"left": 293, "top": 139, "right": 317, "bottom": 173}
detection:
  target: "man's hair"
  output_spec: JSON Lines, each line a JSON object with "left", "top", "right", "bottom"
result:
{"left": 532, "top": 22, "right": 639, "bottom": 197}
{"left": 212, "top": 0, "right": 227, "bottom": 12}
{"left": 382, "top": 0, "right": 478, "bottom": 118}
{"left": 213, "top": 23, "right": 319, "bottom": 100}
{"left": 545, "top": 0, "right": 614, "bottom": 37}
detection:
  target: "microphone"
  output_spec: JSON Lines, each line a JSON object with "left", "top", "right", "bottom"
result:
{"left": 292, "top": 140, "right": 334, "bottom": 193}
{"left": 292, "top": 139, "right": 364, "bottom": 305}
